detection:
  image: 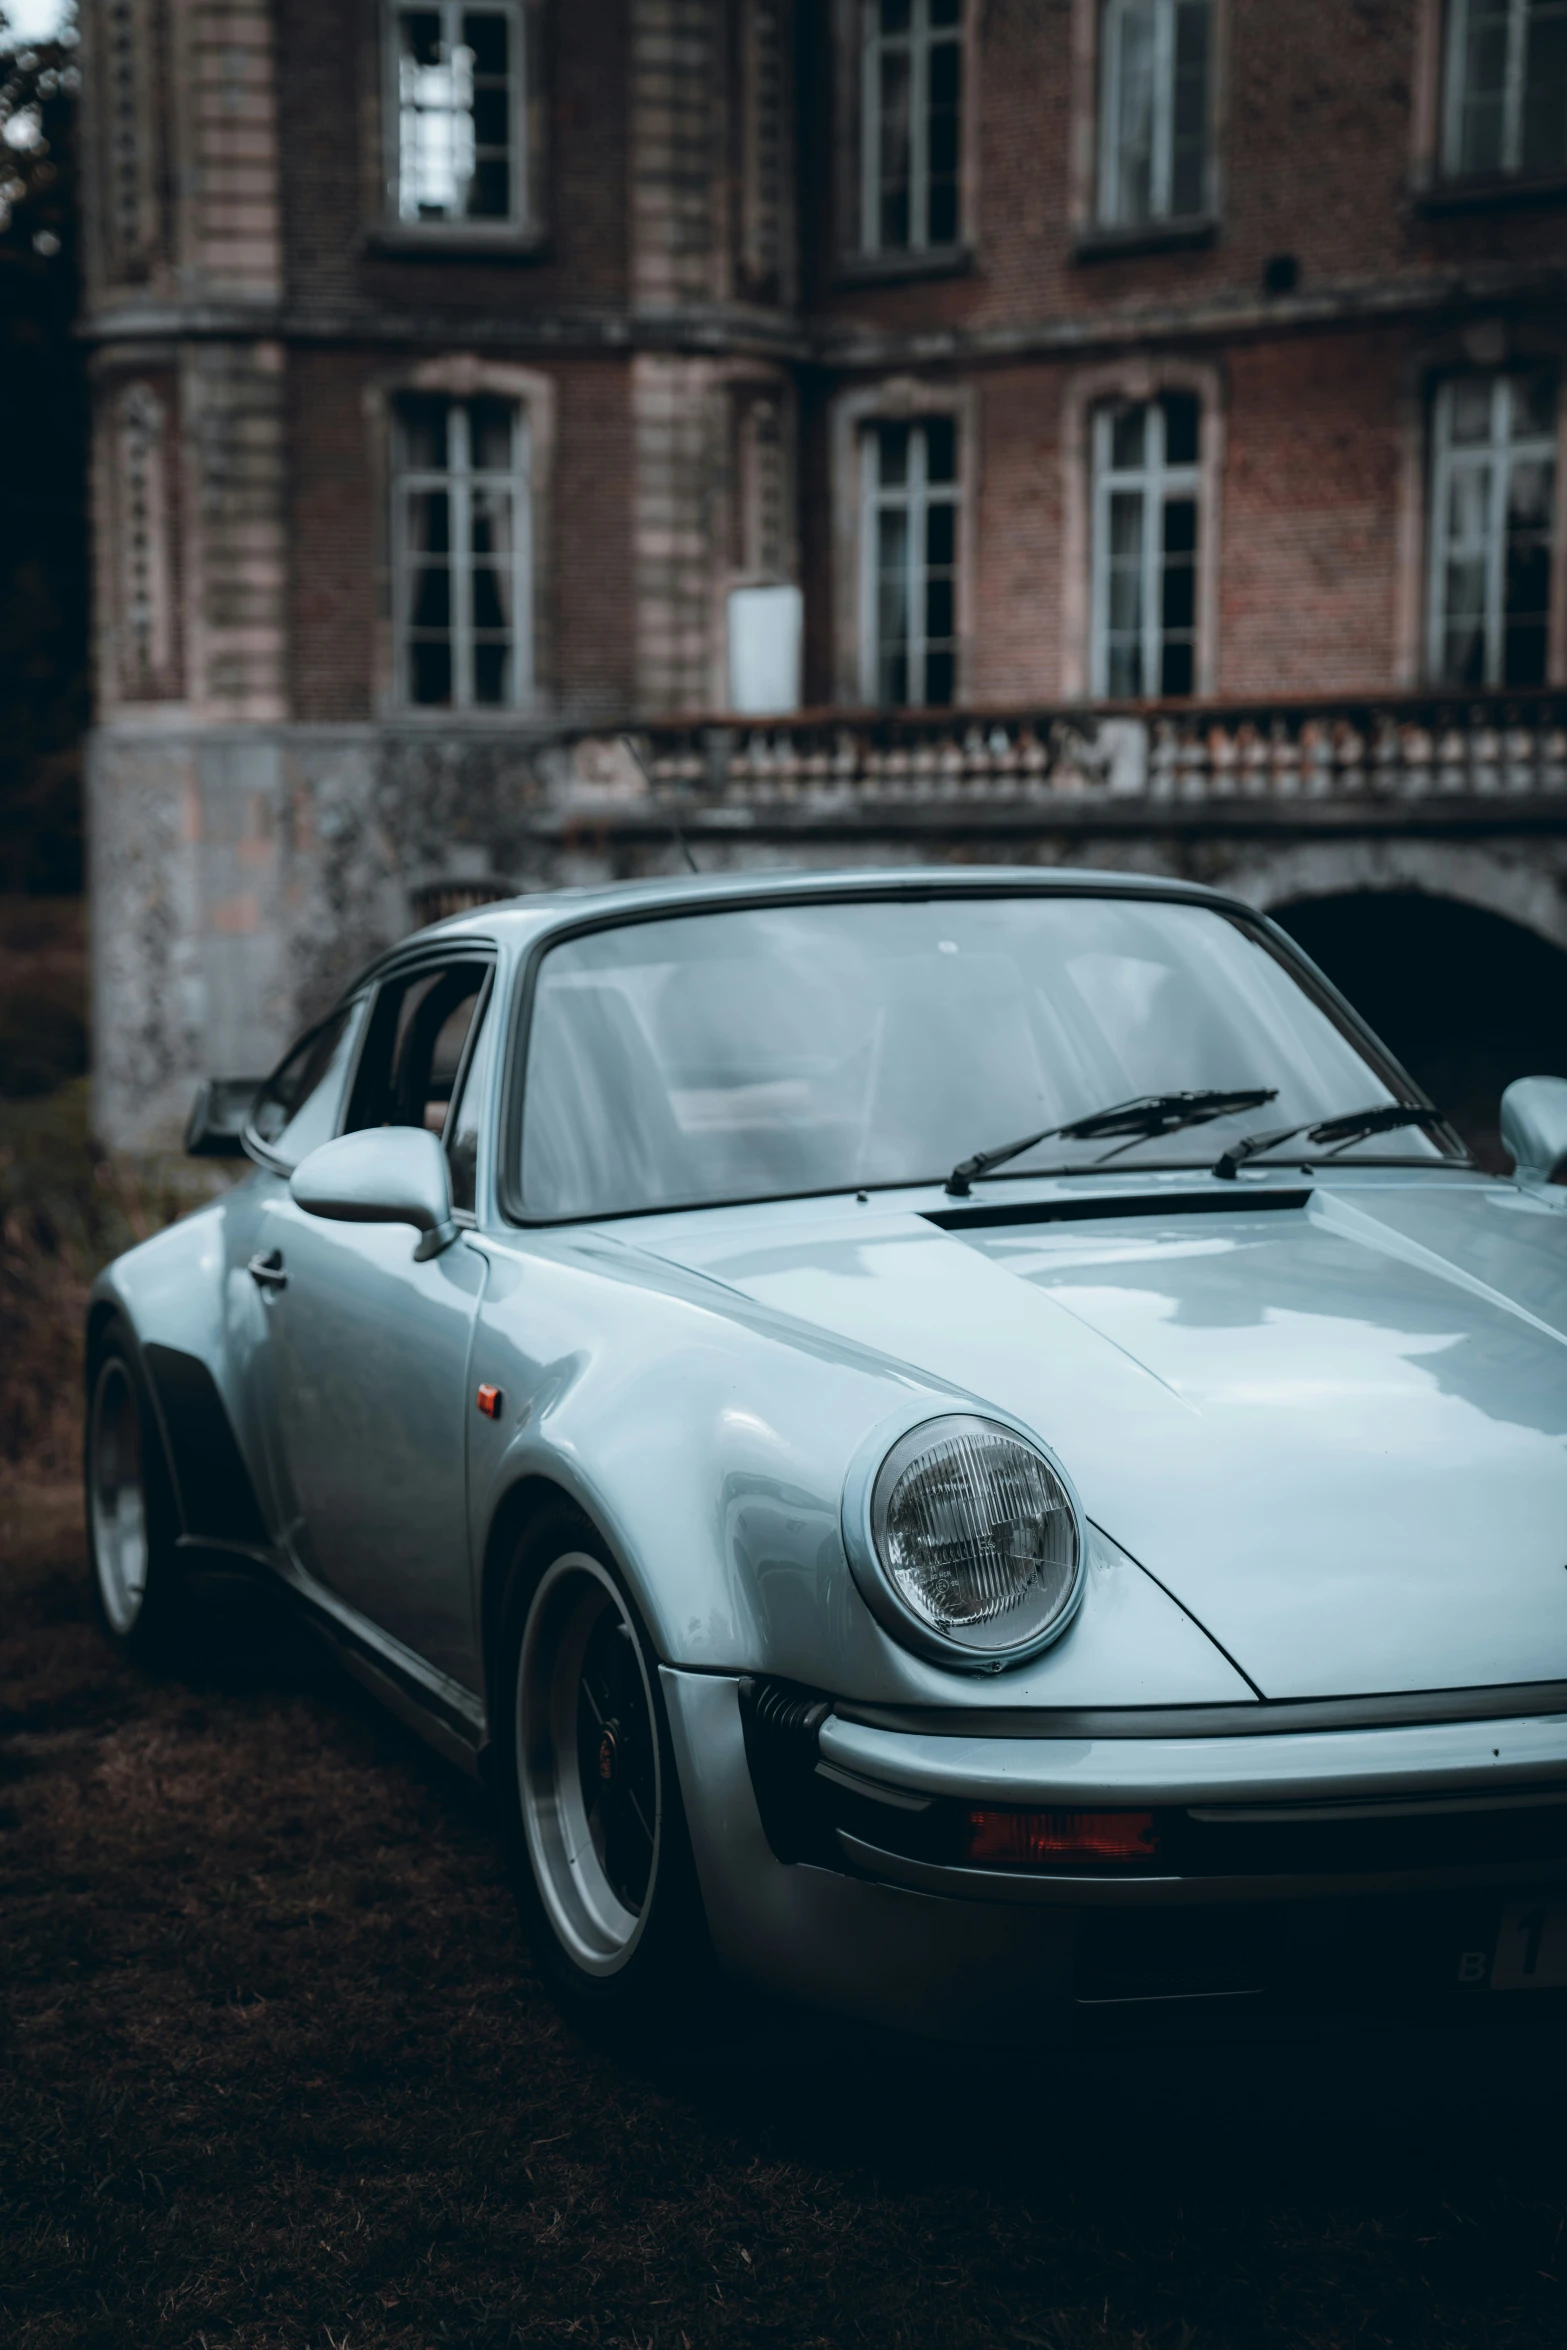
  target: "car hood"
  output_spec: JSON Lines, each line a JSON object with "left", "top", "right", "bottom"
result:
{"left": 637, "top": 1179, "right": 1567, "bottom": 1700}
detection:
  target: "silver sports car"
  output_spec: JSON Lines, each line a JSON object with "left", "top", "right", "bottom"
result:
{"left": 86, "top": 869, "right": 1567, "bottom": 2035}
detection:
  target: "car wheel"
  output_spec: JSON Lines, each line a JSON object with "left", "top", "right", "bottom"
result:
{"left": 495, "top": 1505, "right": 712, "bottom": 2025}
{"left": 85, "top": 1324, "right": 189, "bottom": 1662}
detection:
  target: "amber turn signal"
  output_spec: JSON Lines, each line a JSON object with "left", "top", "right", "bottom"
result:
{"left": 476, "top": 1384, "right": 503, "bottom": 1420}
{"left": 964, "top": 1808, "right": 1159, "bottom": 1866}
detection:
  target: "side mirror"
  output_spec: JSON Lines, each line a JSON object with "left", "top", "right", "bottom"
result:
{"left": 186, "top": 1076, "right": 261, "bottom": 1159}
{"left": 1500, "top": 1077, "right": 1567, "bottom": 1190}
{"left": 290, "top": 1128, "right": 458, "bottom": 1259}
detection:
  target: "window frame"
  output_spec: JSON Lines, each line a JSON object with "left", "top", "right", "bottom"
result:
{"left": 380, "top": 0, "right": 540, "bottom": 244}
{"left": 1095, "top": 0, "right": 1216, "bottom": 232}
{"left": 441, "top": 964, "right": 498, "bottom": 1221}
{"left": 1089, "top": 392, "right": 1203, "bottom": 700}
{"left": 390, "top": 390, "right": 534, "bottom": 713}
{"left": 1425, "top": 367, "right": 1560, "bottom": 688}
{"left": 857, "top": 412, "right": 963, "bottom": 708}
{"left": 1442, "top": 0, "right": 1567, "bottom": 184}
{"left": 858, "top": 0, "right": 966, "bottom": 259}
{"left": 242, "top": 999, "right": 371, "bottom": 1175}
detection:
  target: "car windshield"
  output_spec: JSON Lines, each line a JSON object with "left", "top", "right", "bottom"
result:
{"left": 516, "top": 894, "right": 1453, "bottom": 1220}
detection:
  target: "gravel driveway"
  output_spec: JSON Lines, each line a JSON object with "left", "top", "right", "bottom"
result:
{"left": 4, "top": 1484, "right": 1567, "bottom": 2350}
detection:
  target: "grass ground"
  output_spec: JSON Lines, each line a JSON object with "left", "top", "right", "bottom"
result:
{"left": 3, "top": 1486, "right": 1567, "bottom": 2350}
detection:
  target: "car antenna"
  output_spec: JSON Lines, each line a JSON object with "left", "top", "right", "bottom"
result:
{"left": 620, "top": 734, "right": 699, "bottom": 876}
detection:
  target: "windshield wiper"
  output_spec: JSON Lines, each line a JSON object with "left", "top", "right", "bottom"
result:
{"left": 945, "top": 1088, "right": 1279, "bottom": 1199}
{"left": 1212, "top": 1102, "right": 1455, "bottom": 1181}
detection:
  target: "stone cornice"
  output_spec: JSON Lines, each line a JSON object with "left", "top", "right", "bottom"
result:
{"left": 78, "top": 259, "right": 1567, "bottom": 373}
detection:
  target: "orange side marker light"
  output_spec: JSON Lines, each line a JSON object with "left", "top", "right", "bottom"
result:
{"left": 965, "top": 1808, "right": 1159, "bottom": 1866}
{"left": 476, "top": 1384, "right": 503, "bottom": 1420}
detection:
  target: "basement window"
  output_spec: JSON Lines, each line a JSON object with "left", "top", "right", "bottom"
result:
{"left": 1443, "top": 0, "right": 1567, "bottom": 181}
{"left": 1097, "top": 0, "right": 1213, "bottom": 228}
{"left": 390, "top": 1, "right": 526, "bottom": 226}
{"left": 1090, "top": 392, "right": 1201, "bottom": 698}
{"left": 1428, "top": 369, "right": 1558, "bottom": 687}
{"left": 859, "top": 0, "right": 965, "bottom": 255}
{"left": 393, "top": 393, "right": 533, "bottom": 709}
{"left": 860, "top": 416, "right": 960, "bottom": 706}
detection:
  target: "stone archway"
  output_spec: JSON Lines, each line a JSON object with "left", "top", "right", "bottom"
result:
{"left": 1220, "top": 835, "right": 1567, "bottom": 957}
{"left": 1269, "top": 890, "right": 1567, "bottom": 1168}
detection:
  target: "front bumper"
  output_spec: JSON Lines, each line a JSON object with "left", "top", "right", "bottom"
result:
{"left": 661, "top": 1670, "right": 1567, "bottom": 2040}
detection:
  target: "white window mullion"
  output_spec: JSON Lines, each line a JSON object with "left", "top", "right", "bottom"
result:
{"left": 1502, "top": 0, "right": 1529, "bottom": 172}
{"left": 1142, "top": 402, "right": 1164, "bottom": 696}
{"left": 1151, "top": 0, "right": 1175, "bottom": 218}
{"left": 513, "top": 409, "right": 533, "bottom": 706}
{"left": 1091, "top": 410, "right": 1113, "bottom": 695}
{"left": 450, "top": 403, "right": 474, "bottom": 710}
{"left": 861, "top": 4, "right": 881, "bottom": 252}
{"left": 1483, "top": 377, "right": 1510, "bottom": 685}
{"left": 1426, "top": 383, "right": 1454, "bottom": 683}
{"left": 1099, "top": 4, "right": 1122, "bottom": 223}
{"left": 909, "top": 423, "right": 928, "bottom": 701}
{"left": 910, "top": 0, "right": 930, "bottom": 251}
{"left": 859, "top": 429, "right": 880, "bottom": 700}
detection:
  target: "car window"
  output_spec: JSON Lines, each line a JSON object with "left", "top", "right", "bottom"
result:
{"left": 444, "top": 979, "right": 493, "bottom": 1216}
{"left": 248, "top": 1002, "right": 365, "bottom": 1166}
{"left": 516, "top": 896, "right": 1448, "bottom": 1220}
{"left": 346, "top": 961, "right": 490, "bottom": 1138}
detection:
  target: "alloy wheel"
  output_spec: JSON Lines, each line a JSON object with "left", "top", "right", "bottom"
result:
{"left": 89, "top": 1355, "right": 150, "bottom": 1636}
{"left": 516, "top": 1552, "right": 662, "bottom": 1976}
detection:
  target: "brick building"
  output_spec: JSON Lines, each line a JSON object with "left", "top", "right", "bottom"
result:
{"left": 81, "top": 1, "right": 1567, "bottom": 1146}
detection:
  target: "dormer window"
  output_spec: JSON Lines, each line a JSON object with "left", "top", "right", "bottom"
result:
{"left": 389, "top": 3, "right": 528, "bottom": 230}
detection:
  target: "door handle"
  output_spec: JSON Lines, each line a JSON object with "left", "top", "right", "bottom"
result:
{"left": 248, "top": 1247, "right": 287, "bottom": 1291}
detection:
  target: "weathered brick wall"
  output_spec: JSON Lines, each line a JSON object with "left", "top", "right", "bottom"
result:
{"left": 1219, "top": 330, "right": 1411, "bottom": 698}
{"left": 806, "top": 0, "right": 1564, "bottom": 330}
{"left": 273, "top": 0, "right": 633, "bottom": 312}
{"left": 934, "top": 328, "right": 1417, "bottom": 707}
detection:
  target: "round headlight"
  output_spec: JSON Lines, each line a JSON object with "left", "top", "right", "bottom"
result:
{"left": 867, "top": 1415, "right": 1083, "bottom": 1664}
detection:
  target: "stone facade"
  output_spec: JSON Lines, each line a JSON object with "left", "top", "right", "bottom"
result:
{"left": 80, "top": 0, "right": 1567, "bottom": 1146}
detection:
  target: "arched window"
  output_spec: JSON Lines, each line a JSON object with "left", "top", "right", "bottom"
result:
{"left": 392, "top": 391, "right": 533, "bottom": 708}
{"left": 1090, "top": 390, "right": 1201, "bottom": 698}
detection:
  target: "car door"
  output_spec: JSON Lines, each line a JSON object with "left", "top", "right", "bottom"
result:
{"left": 249, "top": 953, "right": 496, "bottom": 1693}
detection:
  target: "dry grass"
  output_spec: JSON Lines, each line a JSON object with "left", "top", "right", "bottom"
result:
{"left": 0, "top": 1080, "right": 228, "bottom": 1477}
{"left": 4, "top": 1486, "right": 1567, "bottom": 2349}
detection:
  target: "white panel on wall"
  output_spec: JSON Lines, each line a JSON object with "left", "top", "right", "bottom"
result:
{"left": 727, "top": 582, "right": 802, "bottom": 713}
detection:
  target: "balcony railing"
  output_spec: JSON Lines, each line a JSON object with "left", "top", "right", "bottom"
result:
{"left": 571, "top": 691, "right": 1567, "bottom": 815}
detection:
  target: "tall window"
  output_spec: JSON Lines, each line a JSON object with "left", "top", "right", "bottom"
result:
{"left": 1444, "top": 0, "right": 1567, "bottom": 180}
{"left": 1428, "top": 371, "right": 1557, "bottom": 687}
{"left": 861, "top": 417, "right": 959, "bottom": 706}
{"left": 860, "top": 0, "right": 964, "bottom": 254}
{"left": 1097, "top": 0, "right": 1212, "bottom": 228}
{"left": 1091, "top": 393, "right": 1201, "bottom": 698}
{"left": 392, "top": 2, "right": 524, "bottom": 223}
{"left": 394, "top": 395, "right": 532, "bottom": 708}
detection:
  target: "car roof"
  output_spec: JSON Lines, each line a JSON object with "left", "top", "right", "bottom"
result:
{"left": 406, "top": 864, "right": 1251, "bottom": 955}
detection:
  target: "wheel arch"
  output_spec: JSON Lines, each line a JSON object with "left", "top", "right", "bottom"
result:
{"left": 85, "top": 1295, "right": 122, "bottom": 1366}
{"left": 479, "top": 1473, "right": 620, "bottom": 1710}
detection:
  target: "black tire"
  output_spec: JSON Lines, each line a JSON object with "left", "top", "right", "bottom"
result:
{"left": 492, "top": 1500, "right": 713, "bottom": 2030}
{"left": 84, "top": 1319, "right": 192, "bottom": 1664}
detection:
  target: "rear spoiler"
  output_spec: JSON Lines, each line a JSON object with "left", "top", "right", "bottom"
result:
{"left": 184, "top": 1077, "right": 262, "bottom": 1159}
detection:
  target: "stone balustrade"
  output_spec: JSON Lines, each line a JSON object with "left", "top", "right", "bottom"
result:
{"left": 574, "top": 691, "right": 1567, "bottom": 813}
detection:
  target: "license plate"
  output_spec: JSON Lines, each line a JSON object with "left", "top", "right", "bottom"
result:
{"left": 1488, "top": 1901, "right": 1567, "bottom": 1991}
